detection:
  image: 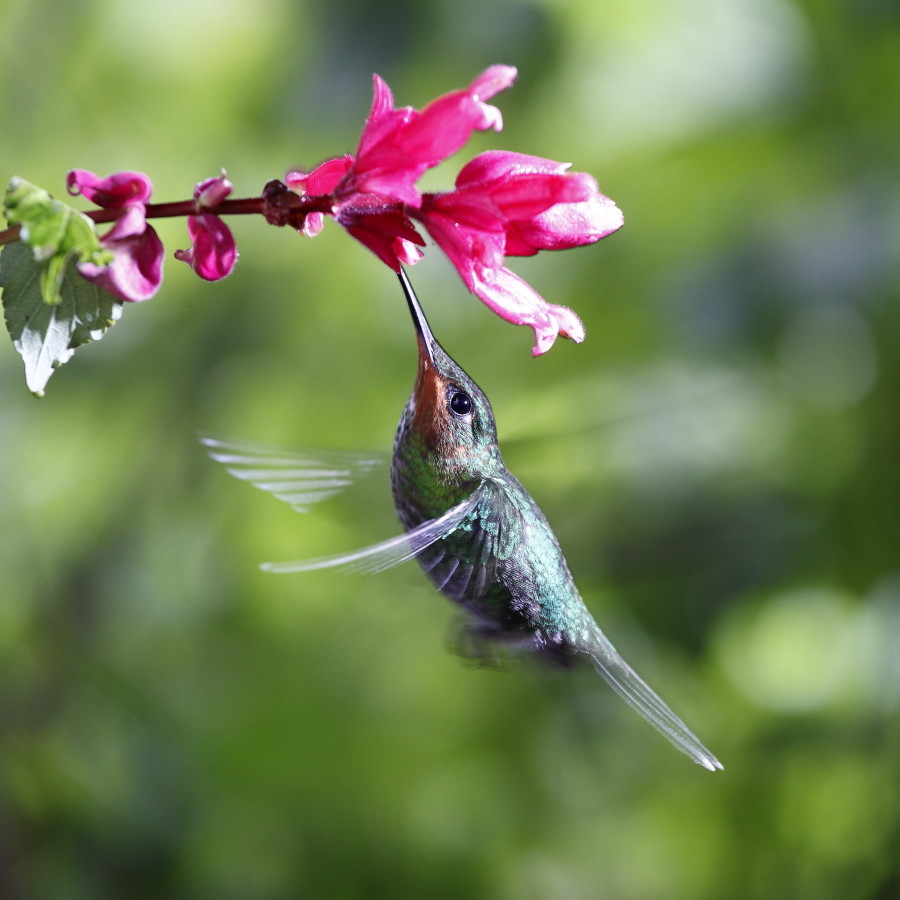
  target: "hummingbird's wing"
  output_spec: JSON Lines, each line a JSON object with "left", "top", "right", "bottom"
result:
{"left": 261, "top": 486, "right": 488, "bottom": 575}
{"left": 586, "top": 634, "right": 724, "bottom": 772}
{"left": 202, "top": 433, "right": 488, "bottom": 576}
{"left": 200, "top": 434, "right": 383, "bottom": 512}
{"left": 408, "top": 489, "right": 503, "bottom": 603}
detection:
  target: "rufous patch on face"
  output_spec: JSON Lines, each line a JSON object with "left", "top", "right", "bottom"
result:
{"left": 412, "top": 337, "right": 448, "bottom": 452}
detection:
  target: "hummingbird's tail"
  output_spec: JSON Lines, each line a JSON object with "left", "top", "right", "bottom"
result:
{"left": 586, "top": 629, "right": 723, "bottom": 772}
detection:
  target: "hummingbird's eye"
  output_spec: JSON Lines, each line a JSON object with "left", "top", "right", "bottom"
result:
{"left": 449, "top": 390, "right": 473, "bottom": 417}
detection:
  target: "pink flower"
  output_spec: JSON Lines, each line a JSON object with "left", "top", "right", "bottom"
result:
{"left": 451, "top": 151, "right": 624, "bottom": 254}
{"left": 282, "top": 67, "right": 516, "bottom": 272}
{"left": 335, "top": 65, "right": 517, "bottom": 207}
{"left": 66, "top": 169, "right": 164, "bottom": 302}
{"left": 413, "top": 151, "right": 623, "bottom": 354}
{"left": 175, "top": 172, "right": 237, "bottom": 281}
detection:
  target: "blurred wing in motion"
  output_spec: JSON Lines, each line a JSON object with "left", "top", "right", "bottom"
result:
{"left": 262, "top": 485, "right": 487, "bottom": 575}
{"left": 201, "top": 433, "right": 486, "bottom": 577}
{"left": 200, "top": 433, "right": 383, "bottom": 512}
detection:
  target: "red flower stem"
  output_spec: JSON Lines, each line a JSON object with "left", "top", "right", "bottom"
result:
{"left": 140, "top": 197, "right": 273, "bottom": 219}
{"left": 0, "top": 193, "right": 335, "bottom": 245}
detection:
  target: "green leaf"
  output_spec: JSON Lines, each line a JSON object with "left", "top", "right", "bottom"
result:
{"left": 3, "top": 176, "right": 113, "bottom": 306}
{"left": 0, "top": 241, "right": 123, "bottom": 396}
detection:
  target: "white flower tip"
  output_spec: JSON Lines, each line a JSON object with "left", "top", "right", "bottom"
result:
{"left": 482, "top": 64, "right": 518, "bottom": 88}
{"left": 551, "top": 305, "right": 586, "bottom": 343}
{"left": 472, "top": 65, "right": 518, "bottom": 101}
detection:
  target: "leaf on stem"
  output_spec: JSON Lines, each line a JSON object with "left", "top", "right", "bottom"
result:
{"left": 0, "top": 241, "right": 123, "bottom": 396}
{"left": 3, "top": 176, "right": 113, "bottom": 306}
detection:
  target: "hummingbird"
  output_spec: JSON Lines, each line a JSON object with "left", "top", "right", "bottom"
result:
{"left": 203, "top": 270, "right": 723, "bottom": 772}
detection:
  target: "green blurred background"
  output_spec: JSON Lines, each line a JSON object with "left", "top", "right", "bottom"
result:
{"left": 1, "top": 0, "right": 898, "bottom": 897}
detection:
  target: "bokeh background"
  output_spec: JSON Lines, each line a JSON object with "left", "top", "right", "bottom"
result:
{"left": 1, "top": 0, "right": 898, "bottom": 897}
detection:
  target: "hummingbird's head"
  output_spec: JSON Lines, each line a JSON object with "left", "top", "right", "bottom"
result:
{"left": 398, "top": 270, "right": 502, "bottom": 480}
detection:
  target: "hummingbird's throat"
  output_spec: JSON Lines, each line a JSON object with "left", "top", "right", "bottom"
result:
{"left": 412, "top": 356, "right": 446, "bottom": 452}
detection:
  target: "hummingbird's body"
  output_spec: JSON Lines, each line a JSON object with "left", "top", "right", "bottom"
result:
{"left": 389, "top": 271, "right": 721, "bottom": 770}
{"left": 390, "top": 329, "right": 589, "bottom": 666}
{"left": 203, "top": 271, "right": 722, "bottom": 771}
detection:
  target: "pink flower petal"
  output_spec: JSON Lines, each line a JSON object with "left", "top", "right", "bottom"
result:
{"left": 509, "top": 191, "right": 624, "bottom": 255}
{"left": 456, "top": 151, "right": 604, "bottom": 229}
{"left": 336, "top": 66, "right": 517, "bottom": 207}
{"left": 340, "top": 220, "right": 425, "bottom": 270}
{"left": 336, "top": 199, "right": 426, "bottom": 270}
{"left": 194, "top": 172, "right": 233, "bottom": 208}
{"left": 285, "top": 156, "right": 353, "bottom": 197}
{"left": 455, "top": 150, "right": 568, "bottom": 187}
{"left": 78, "top": 226, "right": 164, "bottom": 302}
{"left": 103, "top": 203, "right": 150, "bottom": 243}
{"left": 399, "top": 65, "right": 516, "bottom": 161}
{"left": 545, "top": 302, "right": 586, "bottom": 344}
{"left": 181, "top": 213, "right": 237, "bottom": 281}
{"left": 470, "top": 65, "right": 518, "bottom": 104}
{"left": 354, "top": 75, "right": 411, "bottom": 164}
{"left": 469, "top": 264, "right": 585, "bottom": 356}
{"left": 415, "top": 203, "right": 507, "bottom": 285}
{"left": 67, "top": 169, "right": 153, "bottom": 208}
{"left": 435, "top": 172, "right": 589, "bottom": 233}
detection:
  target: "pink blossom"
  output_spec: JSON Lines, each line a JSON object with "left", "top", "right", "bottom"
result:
{"left": 175, "top": 172, "right": 238, "bottom": 281}
{"left": 413, "top": 151, "right": 623, "bottom": 354}
{"left": 66, "top": 169, "right": 164, "bottom": 302}
{"left": 308, "top": 67, "right": 516, "bottom": 271}
{"left": 451, "top": 151, "right": 624, "bottom": 254}
{"left": 335, "top": 65, "right": 517, "bottom": 207}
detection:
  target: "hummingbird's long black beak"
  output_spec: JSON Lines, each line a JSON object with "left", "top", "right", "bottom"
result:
{"left": 398, "top": 268, "right": 437, "bottom": 366}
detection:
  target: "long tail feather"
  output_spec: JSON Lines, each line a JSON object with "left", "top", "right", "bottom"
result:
{"left": 587, "top": 631, "right": 723, "bottom": 771}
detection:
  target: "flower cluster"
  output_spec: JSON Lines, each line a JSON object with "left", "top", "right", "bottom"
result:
{"left": 67, "top": 170, "right": 236, "bottom": 302}
{"left": 281, "top": 65, "right": 623, "bottom": 354}
{"left": 65, "top": 66, "right": 622, "bottom": 354}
